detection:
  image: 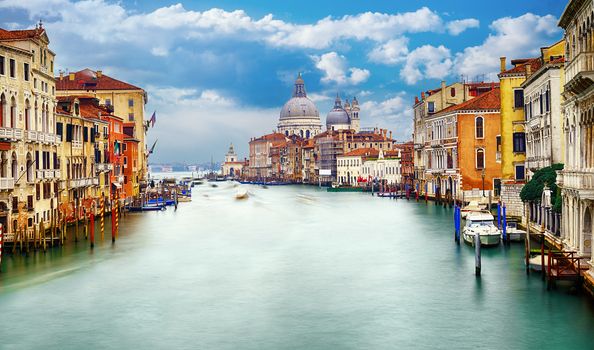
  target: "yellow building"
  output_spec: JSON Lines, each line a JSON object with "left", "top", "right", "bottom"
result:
{"left": 56, "top": 96, "right": 99, "bottom": 220}
{"left": 498, "top": 41, "right": 564, "bottom": 216}
{"left": 0, "top": 25, "right": 61, "bottom": 241}
{"left": 56, "top": 69, "right": 147, "bottom": 198}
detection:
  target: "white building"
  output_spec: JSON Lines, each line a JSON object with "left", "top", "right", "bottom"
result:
{"left": 336, "top": 148, "right": 375, "bottom": 186}
{"left": 362, "top": 149, "right": 402, "bottom": 185}
{"left": 522, "top": 41, "right": 565, "bottom": 177}
{"left": 559, "top": 0, "right": 594, "bottom": 260}
{"left": 221, "top": 143, "right": 244, "bottom": 178}
{"left": 277, "top": 73, "right": 322, "bottom": 139}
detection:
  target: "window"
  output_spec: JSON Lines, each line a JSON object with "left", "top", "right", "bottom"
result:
{"left": 515, "top": 165, "right": 526, "bottom": 181}
{"left": 514, "top": 89, "right": 524, "bottom": 108}
{"left": 450, "top": 88, "right": 456, "bottom": 97}
{"left": 128, "top": 113, "right": 134, "bottom": 121}
{"left": 0, "top": 56, "right": 4, "bottom": 75}
{"left": 475, "top": 116, "right": 484, "bottom": 138}
{"left": 428, "top": 102, "right": 435, "bottom": 113}
{"left": 9, "top": 59, "right": 15, "bottom": 78}
{"left": 513, "top": 132, "right": 526, "bottom": 153}
{"left": 23, "top": 63, "right": 29, "bottom": 81}
{"left": 105, "top": 99, "right": 111, "bottom": 106}
{"left": 476, "top": 149, "right": 485, "bottom": 169}
{"left": 496, "top": 135, "right": 502, "bottom": 161}
{"left": 545, "top": 89, "right": 550, "bottom": 112}
{"left": 128, "top": 99, "right": 134, "bottom": 107}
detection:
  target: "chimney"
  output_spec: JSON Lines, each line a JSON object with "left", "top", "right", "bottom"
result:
{"left": 500, "top": 57, "right": 506, "bottom": 73}
{"left": 59, "top": 71, "right": 63, "bottom": 80}
{"left": 415, "top": 96, "right": 419, "bottom": 104}
{"left": 69, "top": 72, "right": 75, "bottom": 81}
{"left": 441, "top": 80, "right": 446, "bottom": 108}
{"left": 389, "top": 131, "right": 392, "bottom": 139}
{"left": 97, "top": 70, "right": 102, "bottom": 78}
{"left": 525, "top": 64, "right": 531, "bottom": 77}
{"left": 421, "top": 92, "right": 426, "bottom": 100}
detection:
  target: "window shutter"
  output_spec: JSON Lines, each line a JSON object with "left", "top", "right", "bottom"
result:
{"left": 36, "top": 183, "right": 40, "bottom": 201}
{"left": 83, "top": 127, "right": 88, "bottom": 142}
{"left": 56, "top": 122, "right": 63, "bottom": 137}
{"left": 66, "top": 124, "right": 73, "bottom": 141}
{"left": 90, "top": 128, "right": 95, "bottom": 142}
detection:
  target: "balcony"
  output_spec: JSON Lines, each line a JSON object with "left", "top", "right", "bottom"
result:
{"left": 96, "top": 163, "right": 113, "bottom": 172}
{"left": 36, "top": 169, "right": 59, "bottom": 180}
{"left": 26, "top": 130, "right": 38, "bottom": 142}
{"left": 68, "top": 177, "right": 99, "bottom": 188}
{"left": 560, "top": 171, "right": 594, "bottom": 191}
{"left": 565, "top": 52, "right": 594, "bottom": 95}
{"left": 37, "top": 132, "right": 45, "bottom": 142}
{"left": 0, "top": 127, "right": 23, "bottom": 141}
{"left": 0, "top": 177, "right": 14, "bottom": 190}
{"left": 430, "top": 139, "right": 442, "bottom": 148}
{"left": 73, "top": 140, "right": 83, "bottom": 148}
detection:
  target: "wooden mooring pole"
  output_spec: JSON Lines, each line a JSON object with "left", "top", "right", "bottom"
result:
{"left": 100, "top": 195, "right": 105, "bottom": 241}
{"left": 475, "top": 232, "right": 481, "bottom": 276}
{"left": 90, "top": 213, "right": 95, "bottom": 249}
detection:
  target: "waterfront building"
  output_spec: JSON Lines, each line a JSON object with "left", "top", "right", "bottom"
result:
{"left": 279, "top": 135, "right": 304, "bottom": 182}
{"left": 423, "top": 88, "right": 501, "bottom": 202}
{"left": 558, "top": 0, "right": 594, "bottom": 259}
{"left": 277, "top": 74, "right": 322, "bottom": 139}
{"left": 0, "top": 25, "right": 61, "bottom": 240}
{"left": 497, "top": 57, "right": 541, "bottom": 216}
{"left": 123, "top": 123, "right": 139, "bottom": 200}
{"left": 56, "top": 69, "right": 147, "bottom": 198}
{"left": 413, "top": 81, "right": 499, "bottom": 196}
{"left": 394, "top": 141, "right": 414, "bottom": 187}
{"left": 56, "top": 96, "right": 99, "bottom": 218}
{"left": 361, "top": 149, "right": 402, "bottom": 185}
{"left": 301, "top": 139, "right": 315, "bottom": 184}
{"left": 248, "top": 133, "right": 286, "bottom": 179}
{"left": 326, "top": 95, "right": 361, "bottom": 132}
{"left": 336, "top": 148, "right": 375, "bottom": 186}
{"left": 521, "top": 40, "right": 565, "bottom": 178}
{"left": 221, "top": 143, "right": 244, "bottom": 178}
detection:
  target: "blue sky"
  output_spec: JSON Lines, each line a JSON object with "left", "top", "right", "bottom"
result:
{"left": 0, "top": 0, "right": 566, "bottom": 163}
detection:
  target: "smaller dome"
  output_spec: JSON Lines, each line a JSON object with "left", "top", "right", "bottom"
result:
{"left": 326, "top": 94, "right": 350, "bottom": 126}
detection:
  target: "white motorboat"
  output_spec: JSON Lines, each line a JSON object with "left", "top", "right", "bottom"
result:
{"left": 235, "top": 188, "right": 249, "bottom": 200}
{"left": 460, "top": 201, "right": 488, "bottom": 219}
{"left": 463, "top": 212, "right": 501, "bottom": 246}
{"left": 505, "top": 221, "right": 526, "bottom": 242}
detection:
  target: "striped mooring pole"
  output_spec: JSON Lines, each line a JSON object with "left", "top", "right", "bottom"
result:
{"left": 100, "top": 195, "right": 105, "bottom": 241}
{"left": 115, "top": 200, "right": 119, "bottom": 238}
{"left": 90, "top": 213, "right": 95, "bottom": 249}
{"left": 111, "top": 199, "right": 116, "bottom": 243}
{"left": 0, "top": 224, "right": 3, "bottom": 272}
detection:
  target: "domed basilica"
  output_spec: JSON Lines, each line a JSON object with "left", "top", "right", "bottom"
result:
{"left": 277, "top": 73, "right": 322, "bottom": 139}
{"left": 277, "top": 73, "right": 362, "bottom": 138}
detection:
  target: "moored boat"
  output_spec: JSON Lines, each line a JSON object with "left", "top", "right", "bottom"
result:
{"left": 461, "top": 201, "right": 489, "bottom": 219}
{"left": 506, "top": 221, "right": 526, "bottom": 242}
{"left": 462, "top": 212, "right": 501, "bottom": 246}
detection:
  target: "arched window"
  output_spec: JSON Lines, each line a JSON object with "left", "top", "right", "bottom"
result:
{"left": 10, "top": 96, "right": 16, "bottom": 128}
{"left": 475, "top": 116, "right": 484, "bottom": 139}
{"left": 26, "top": 153, "right": 33, "bottom": 182}
{"left": 24, "top": 99, "right": 30, "bottom": 130}
{"left": 284, "top": 130, "right": 288, "bottom": 136}
{"left": 11, "top": 153, "right": 17, "bottom": 181}
{"left": 476, "top": 148, "right": 485, "bottom": 169}
{"left": 300, "top": 130, "right": 304, "bottom": 138}
{"left": 306, "top": 130, "right": 310, "bottom": 139}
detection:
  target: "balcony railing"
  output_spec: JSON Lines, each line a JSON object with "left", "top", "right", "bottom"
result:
{"left": 560, "top": 171, "right": 594, "bottom": 190}
{"left": 26, "top": 130, "right": 38, "bottom": 142}
{"left": 73, "top": 140, "right": 83, "bottom": 148}
{"left": 68, "top": 177, "right": 99, "bottom": 188}
{"left": 566, "top": 52, "right": 594, "bottom": 84}
{"left": 96, "top": 163, "right": 113, "bottom": 172}
{"left": 0, "top": 177, "right": 14, "bottom": 190}
{"left": 0, "top": 127, "right": 23, "bottom": 141}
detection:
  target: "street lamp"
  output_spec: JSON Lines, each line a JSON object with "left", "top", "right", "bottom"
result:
{"left": 481, "top": 168, "right": 486, "bottom": 197}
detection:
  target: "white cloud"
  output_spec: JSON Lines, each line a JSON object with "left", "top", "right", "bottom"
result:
{"left": 360, "top": 93, "right": 412, "bottom": 141}
{"left": 368, "top": 37, "right": 409, "bottom": 65}
{"left": 446, "top": 18, "right": 480, "bottom": 35}
{"left": 312, "top": 52, "right": 370, "bottom": 85}
{"left": 308, "top": 93, "right": 332, "bottom": 103}
{"left": 400, "top": 45, "right": 453, "bottom": 85}
{"left": 454, "top": 13, "right": 561, "bottom": 79}
{"left": 1, "top": 1, "right": 474, "bottom": 52}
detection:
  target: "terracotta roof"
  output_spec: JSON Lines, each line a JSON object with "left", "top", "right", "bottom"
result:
{"left": 343, "top": 148, "right": 379, "bottom": 157}
{"left": 56, "top": 69, "right": 143, "bottom": 91}
{"left": 549, "top": 57, "right": 565, "bottom": 65}
{"left": 250, "top": 132, "right": 286, "bottom": 143}
{"left": 439, "top": 88, "right": 500, "bottom": 114}
{"left": 383, "top": 150, "right": 401, "bottom": 157}
{"left": 499, "top": 58, "right": 542, "bottom": 76}
{"left": 0, "top": 28, "right": 44, "bottom": 41}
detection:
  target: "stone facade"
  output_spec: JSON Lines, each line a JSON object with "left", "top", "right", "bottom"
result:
{"left": 500, "top": 183, "right": 524, "bottom": 217}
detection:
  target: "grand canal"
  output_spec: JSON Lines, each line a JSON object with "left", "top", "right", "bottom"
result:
{"left": 0, "top": 182, "right": 593, "bottom": 349}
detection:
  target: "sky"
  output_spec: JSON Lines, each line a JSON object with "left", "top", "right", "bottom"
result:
{"left": 0, "top": 0, "right": 567, "bottom": 164}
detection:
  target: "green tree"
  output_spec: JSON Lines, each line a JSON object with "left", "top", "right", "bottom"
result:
{"left": 519, "top": 163, "right": 564, "bottom": 213}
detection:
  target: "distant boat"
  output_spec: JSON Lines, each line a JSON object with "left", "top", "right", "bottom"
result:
{"left": 506, "top": 221, "right": 526, "bottom": 242}
{"left": 235, "top": 188, "right": 249, "bottom": 200}
{"left": 462, "top": 212, "right": 501, "bottom": 246}
{"left": 461, "top": 201, "right": 488, "bottom": 219}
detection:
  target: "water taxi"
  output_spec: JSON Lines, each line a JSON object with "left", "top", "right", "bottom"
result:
{"left": 462, "top": 212, "right": 501, "bottom": 246}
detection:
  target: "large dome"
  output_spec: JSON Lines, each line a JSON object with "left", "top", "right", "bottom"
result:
{"left": 326, "top": 95, "right": 350, "bottom": 128}
{"left": 279, "top": 97, "right": 319, "bottom": 120}
{"left": 277, "top": 73, "right": 322, "bottom": 139}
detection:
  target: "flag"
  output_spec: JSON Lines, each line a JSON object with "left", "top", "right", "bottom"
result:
{"left": 149, "top": 139, "right": 158, "bottom": 154}
{"left": 149, "top": 111, "right": 156, "bottom": 127}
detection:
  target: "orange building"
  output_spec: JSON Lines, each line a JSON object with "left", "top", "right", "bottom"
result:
{"left": 123, "top": 123, "right": 139, "bottom": 200}
{"left": 423, "top": 88, "right": 502, "bottom": 201}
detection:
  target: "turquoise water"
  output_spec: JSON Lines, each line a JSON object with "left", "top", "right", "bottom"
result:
{"left": 0, "top": 183, "right": 593, "bottom": 349}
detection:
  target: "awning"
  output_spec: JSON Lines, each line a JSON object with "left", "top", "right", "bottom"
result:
{"left": 111, "top": 182, "right": 122, "bottom": 189}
